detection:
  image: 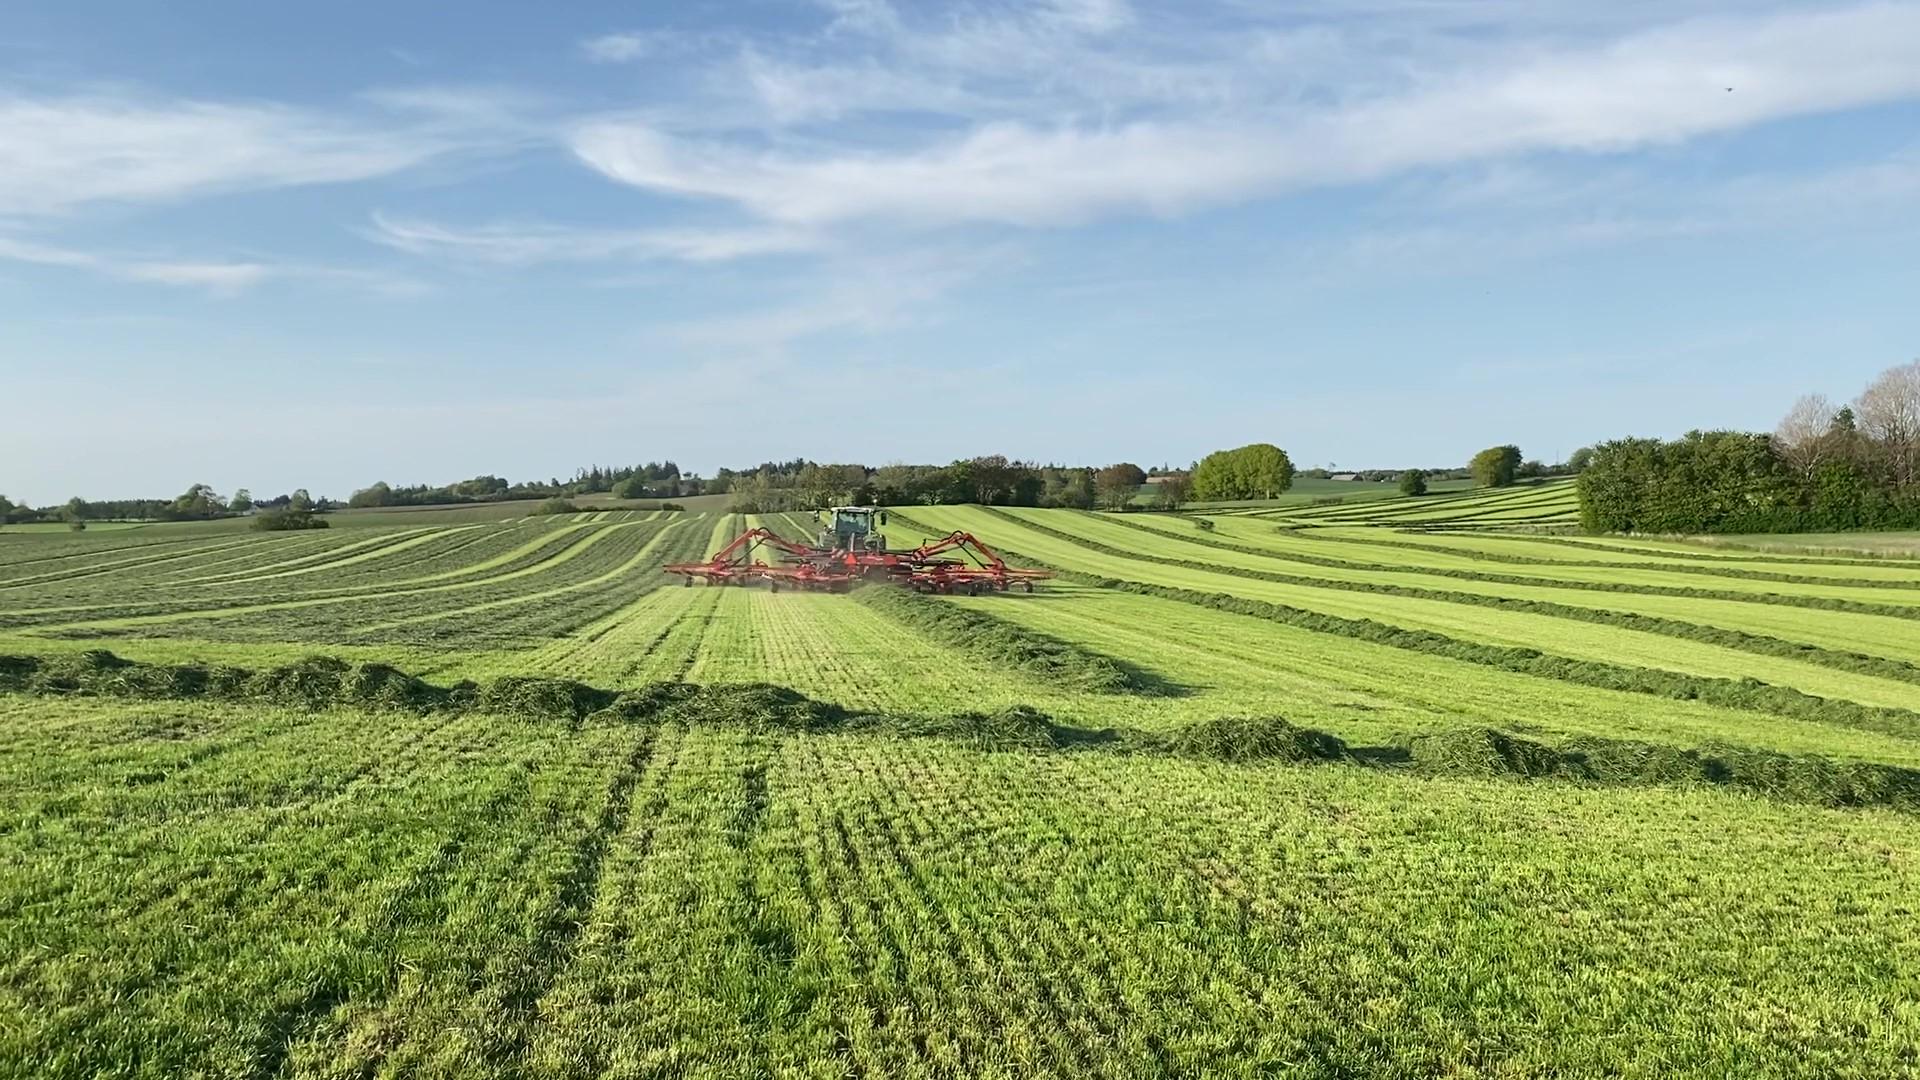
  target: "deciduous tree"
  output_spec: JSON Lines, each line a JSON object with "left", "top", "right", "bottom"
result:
{"left": 1152, "top": 474, "right": 1191, "bottom": 510}
{"left": 1855, "top": 360, "right": 1920, "bottom": 490}
{"left": 1095, "top": 463, "right": 1146, "bottom": 510}
{"left": 1774, "top": 394, "right": 1837, "bottom": 478}
{"left": 1469, "top": 445, "right": 1522, "bottom": 488}
{"left": 1191, "top": 444, "right": 1295, "bottom": 501}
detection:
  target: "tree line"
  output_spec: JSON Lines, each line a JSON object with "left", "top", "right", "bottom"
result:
{"left": 0, "top": 484, "right": 325, "bottom": 529}
{"left": 5, "top": 436, "right": 1585, "bottom": 531}
{"left": 719, "top": 457, "right": 1152, "bottom": 512}
{"left": 348, "top": 462, "right": 690, "bottom": 508}
{"left": 1579, "top": 360, "right": 1920, "bottom": 533}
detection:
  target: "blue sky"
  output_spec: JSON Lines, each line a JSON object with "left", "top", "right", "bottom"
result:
{"left": 3, "top": 0, "right": 1917, "bottom": 503}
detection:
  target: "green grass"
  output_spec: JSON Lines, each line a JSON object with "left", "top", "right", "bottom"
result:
{"left": 1148, "top": 475, "right": 1477, "bottom": 509}
{"left": 2, "top": 693, "right": 1917, "bottom": 1078}
{"left": 1253, "top": 478, "right": 1582, "bottom": 526}
{"left": 5, "top": 505, "right": 1920, "bottom": 1076}
{"left": 1606, "top": 531, "right": 1920, "bottom": 558}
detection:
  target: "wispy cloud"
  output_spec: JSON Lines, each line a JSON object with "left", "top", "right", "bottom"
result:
{"left": 571, "top": 3, "right": 1920, "bottom": 229}
{"left": 658, "top": 242, "right": 1012, "bottom": 357}
{"left": 0, "top": 87, "right": 509, "bottom": 216}
{"left": 0, "top": 235, "right": 424, "bottom": 296}
{"left": 580, "top": 29, "right": 731, "bottom": 63}
{"left": 365, "top": 212, "right": 818, "bottom": 264}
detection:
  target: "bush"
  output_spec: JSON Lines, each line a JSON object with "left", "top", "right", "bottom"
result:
{"left": 531, "top": 498, "right": 582, "bottom": 516}
{"left": 1398, "top": 469, "right": 1428, "bottom": 496}
{"left": 251, "top": 508, "right": 329, "bottom": 531}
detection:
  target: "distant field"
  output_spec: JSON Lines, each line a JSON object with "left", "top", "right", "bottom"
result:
{"left": 0, "top": 521, "right": 152, "bottom": 533}
{"left": 1150, "top": 475, "right": 1476, "bottom": 509}
{"left": 1230, "top": 476, "right": 1584, "bottom": 527}
{"left": 1678, "top": 531, "right": 1920, "bottom": 557}
{"left": 3, "top": 502, "right": 1919, "bottom": 1076}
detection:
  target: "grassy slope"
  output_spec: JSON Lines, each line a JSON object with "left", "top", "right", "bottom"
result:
{"left": 904, "top": 506, "right": 1920, "bottom": 711}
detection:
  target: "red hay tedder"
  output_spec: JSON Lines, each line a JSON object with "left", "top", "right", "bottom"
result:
{"left": 664, "top": 507, "right": 1050, "bottom": 595}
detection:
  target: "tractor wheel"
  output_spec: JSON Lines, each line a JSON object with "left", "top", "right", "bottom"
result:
{"left": 682, "top": 576, "right": 692, "bottom": 588}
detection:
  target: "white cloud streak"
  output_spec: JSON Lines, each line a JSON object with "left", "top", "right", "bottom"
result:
{"left": 0, "top": 236, "right": 268, "bottom": 294}
{"left": 365, "top": 212, "right": 818, "bottom": 264}
{"left": 570, "top": 3, "right": 1920, "bottom": 228}
{"left": 0, "top": 90, "right": 493, "bottom": 216}
{"left": 0, "top": 235, "right": 423, "bottom": 296}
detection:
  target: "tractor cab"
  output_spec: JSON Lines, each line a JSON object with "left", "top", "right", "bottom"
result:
{"left": 817, "top": 506, "right": 889, "bottom": 553}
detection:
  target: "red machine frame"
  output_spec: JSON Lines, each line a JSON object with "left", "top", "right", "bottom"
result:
{"left": 663, "top": 527, "right": 1050, "bottom": 594}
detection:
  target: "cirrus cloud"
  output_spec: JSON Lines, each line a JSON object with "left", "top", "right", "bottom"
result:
{"left": 569, "top": 2, "right": 1920, "bottom": 229}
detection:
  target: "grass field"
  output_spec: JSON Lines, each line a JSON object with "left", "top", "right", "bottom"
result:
{"left": 4, "top": 500, "right": 1920, "bottom": 1077}
{"left": 1146, "top": 475, "right": 1477, "bottom": 509}
{"left": 1228, "top": 477, "right": 1583, "bottom": 527}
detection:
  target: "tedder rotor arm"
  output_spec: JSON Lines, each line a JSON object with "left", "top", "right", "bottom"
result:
{"left": 664, "top": 527, "right": 824, "bottom": 585}
{"left": 710, "top": 527, "right": 816, "bottom": 564}
{"left": 910, "top": 531, "right": 1005, "bottom": 570}
{"left": 902, "top": 530, "right": 1051, "bottom": 593}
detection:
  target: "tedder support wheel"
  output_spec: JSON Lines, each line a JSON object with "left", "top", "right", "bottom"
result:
{"left": 1021, "top": 581, "right": 1033, "bottom": 593}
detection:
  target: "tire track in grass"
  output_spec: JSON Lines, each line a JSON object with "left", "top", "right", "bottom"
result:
{"left": 607, "top": 587, "right": 724, "bottom": 684}
{"left": 673, "top": 584, "right": 737, "bottom": 682}
{"left": 518, "top": 588, "right": 684, "bottom": 680}
{"left": 508, "top": 722, "right": 682, "bottom": 1070}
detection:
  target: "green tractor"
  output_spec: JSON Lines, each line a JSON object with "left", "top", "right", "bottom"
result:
{"left": 817, "top": 506, "right": 889, "bottom": 553}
